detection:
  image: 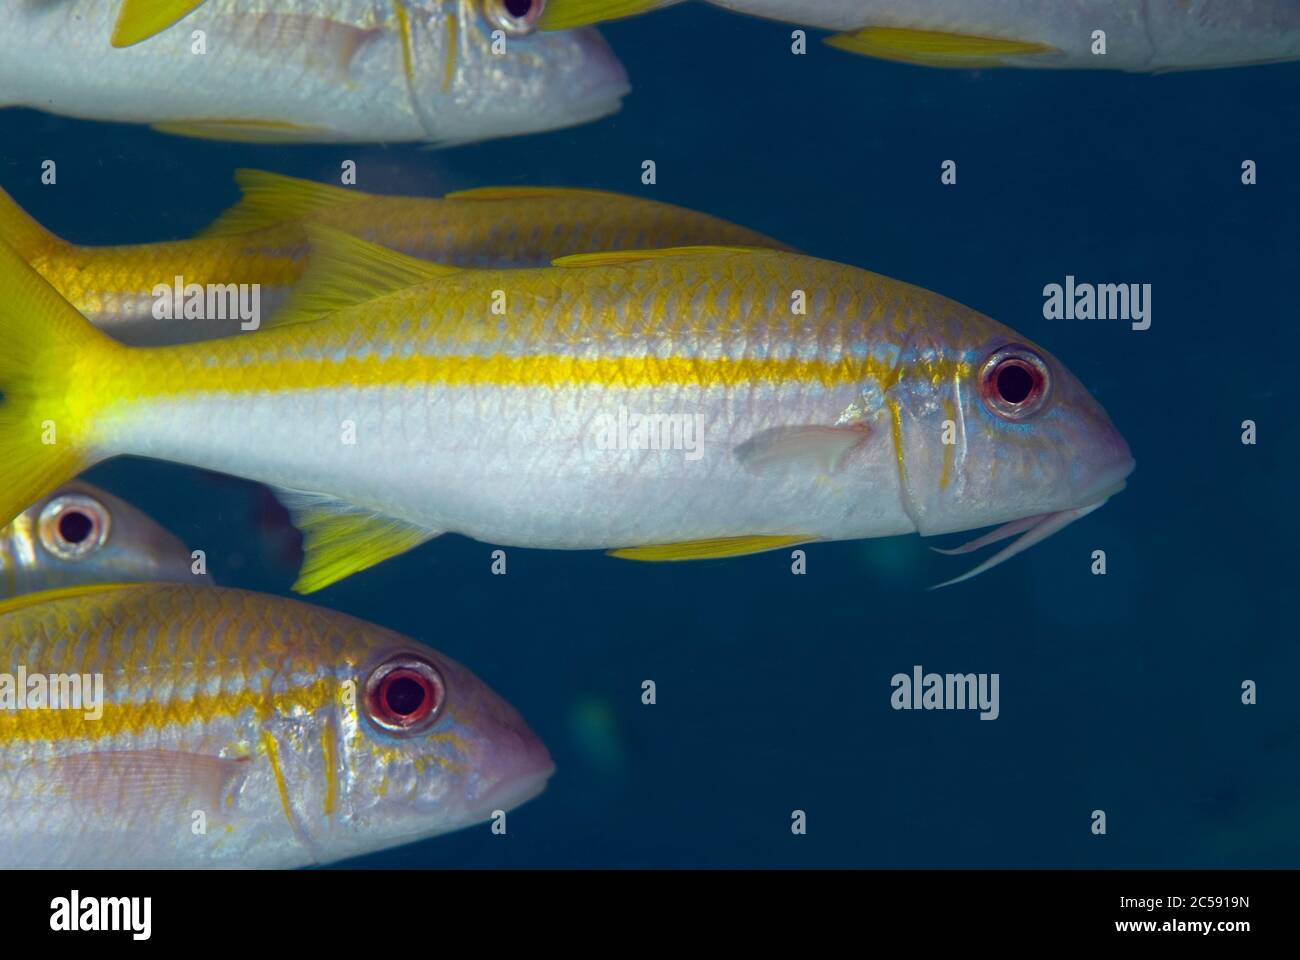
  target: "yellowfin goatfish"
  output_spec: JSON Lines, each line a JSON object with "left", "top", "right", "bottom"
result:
{"left": 0, "top": 1, "right": 627, "bottom": 144}
{"left": 0, "top": 481, "right": 205, "bottom": 599}
{"left": 0, "top": 170, "right": 784, "bottom": 345}
{"left": 0, "top": 583, "right": 553, "bottom": 868}
{"left": 0, "top": 234, "right": 1133, "bottom": 594}
{"left": 540, "top": 0, "right": 1300, "bottom": 71}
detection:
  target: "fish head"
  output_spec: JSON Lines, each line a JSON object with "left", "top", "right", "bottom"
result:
{"left": 889, "top": 296, "right": 1134, "bottom": 538}
{"left": 407, "top": 0, "right": 629, "bottom": 144}
{"left": 1, "top": 481, "right": 206, "bottom": 597}
{"left": 323, "top": 638, "right": 553, "bottom": 859}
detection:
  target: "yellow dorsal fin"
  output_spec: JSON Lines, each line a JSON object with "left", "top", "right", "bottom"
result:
{"left": 552, "top": 245, "right": 766, "bottom": 268}
{"left": 825, "top": 27, "right": 1057, "bottom": 68}
{"left": 0, "top": 187, "right": 66, "bottom": 260}
{"left": 271, "top": 489, "right": 441, "bottom": 594}
{"left": 0, "top": 582, "right": 141, "bottom": 619}
{"left": 609, "top": 535, "right": 812, "bottom": 562}
{"left": 538, "top": 0, "right": 670, "bottom": 30}
{"left": 444, "top": 185, "right": 623, "bottom": 202}
{"left": 112, "top": 0, "right": 207, "bottom": 47}
{"left": 198, "top": 169, "right": 370, "bottom": 238}
{"left": 267, "top": 225, "right": 461, "bottom": 329}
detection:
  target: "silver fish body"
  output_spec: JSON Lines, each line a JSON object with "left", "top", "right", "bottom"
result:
{"left": 0, "top": 0, "right": 629, "bottom": 143}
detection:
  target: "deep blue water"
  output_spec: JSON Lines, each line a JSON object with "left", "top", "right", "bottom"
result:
{"left": 3, "top": 6, "right": 1298, "bottom": 868}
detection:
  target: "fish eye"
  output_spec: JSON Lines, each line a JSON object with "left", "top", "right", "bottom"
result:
{"left": 482, "top": 0, "right": 545, "bottom": 36}
{"left": 38, "top": 494, "right": 111, "bottom": 560}
{"left": 363, "top": 654, "right": 446, "bottom": 735}
{"left": 979, "top": 346, "right": 1051, "bottom": 421}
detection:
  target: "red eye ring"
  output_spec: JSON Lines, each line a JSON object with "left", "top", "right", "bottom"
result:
{"left": 363, "top": 655, "right": 446, "bottom": 735}
{"left": 979, "top": 346, "right": 1051, "bottom": 421}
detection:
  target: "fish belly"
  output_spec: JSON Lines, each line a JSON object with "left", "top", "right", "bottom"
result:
{"left": 0, "top": 0, "right": 421, "bottom": 141}
{"left": 94, "top": 380, "right": 916, "bottom": 549}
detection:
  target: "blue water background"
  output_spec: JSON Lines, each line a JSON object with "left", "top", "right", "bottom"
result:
{"left": 3, "top": 7, "right": 1298, "bottom": 867}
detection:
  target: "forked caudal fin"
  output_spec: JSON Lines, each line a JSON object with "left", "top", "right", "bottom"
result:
{"left": 926, "top": 496, "right": 1117, "bottom": 590}
{"left": 0, "top": 241, "right": 122, "bottom": 528}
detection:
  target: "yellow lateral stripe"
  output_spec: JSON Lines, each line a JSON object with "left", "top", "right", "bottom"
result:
{"left": 0, "top": 679, "right": 334, "bottom": 745}
{"left": 260, "top": 729, "right": 297, "bottom": 834}
{"left": 113, "top": 352, "right": 973, "bottom": 397}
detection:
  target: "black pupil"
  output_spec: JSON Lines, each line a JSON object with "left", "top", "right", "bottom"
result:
{"left": 386, "top": 675, "right": 427, "bottom": 716}
{"left": 504, "top": 0, "right": 533, "bottom": 19}
{"left": 996, "top": 363, "right": 1035, "bottom": 405}
{"left": 58, "top": 510, "right": 94, "bottom": 545}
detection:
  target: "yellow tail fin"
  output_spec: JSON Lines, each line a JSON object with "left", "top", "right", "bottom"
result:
{"left": 0, "top": 188, "right": 66, "bottom": 261}
{"left": 0, "top": 241, "right": 122, "bottom": 527}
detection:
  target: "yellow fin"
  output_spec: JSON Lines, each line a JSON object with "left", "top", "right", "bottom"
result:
{"left": 0, "top": 241, "right": 120, "bottom": 529}
{"left": 273, "top": 489, "right": 441, "bottom": 594}
{"left": 825, "top": 27, "right": 1057, "bottom": 68}
{"left": 150, "top": 118, "right": 331, "bottom": 144}
{"left": 552, "top": 245, "right": 766, "bottom": 268}
{"left": 609, "top": 535, "right": 812, "bottom": 562}
{"left": 198, "top": 169, "right": 370, "bottom": 238}
{"left": 112, "top": 0, "right": 207, "bottom": 47}
{"left": 445, "top": 185, "right": 621, "bottom": 202}
{"left": 269, "top": 225, "right": 462, "bottom": 328}
{"left": 538, "top": 0, "right": 672, "bottom": 31}
{"left": 0, "top": 187, "right": 65, "bottom": 260}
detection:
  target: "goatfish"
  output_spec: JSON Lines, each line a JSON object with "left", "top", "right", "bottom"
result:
{"left": 0, "top": 232, "right": 1134, "bottom": 594}
{"left": 0, "top": 0, "right": 628, "bottom": 144}
{"left": 0, "top": 169, "right": 785, "bottom": 346}
{"left": 0, "top": 582, "right": 554, "bottom": 869}
{"left": 1, "top": 480, "right": 205, "bottom": 599}
{"left": 540, "top": 0, "right": 1300, "bottom": 71}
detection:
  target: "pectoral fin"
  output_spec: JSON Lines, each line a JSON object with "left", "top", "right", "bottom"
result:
{"left": 610, "top": 535, "right": 812, "bottom": 561}
{"left": 31, "top": 750, "right": 249, "bottom": 818}
{"left": 825, "top": 27, "right": 1057, "bottom": 68}
{"left": 112, "top": 0, "right": 206, "bottom": 47}
{"left": 734, "top": 424, "right": 870, "bottom": 474}
{"left": 199, "top": 169, "right": 370, "bottom": 238}
{"left": 272, "top": 488, "right": 442, "bottom": 593}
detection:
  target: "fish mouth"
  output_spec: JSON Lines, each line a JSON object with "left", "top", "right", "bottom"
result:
{"left": 478, "top": 756, "right": 556, "bottom": 816}
{"left": 928, "top": 465, "right": 1134, "bottom": 590}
